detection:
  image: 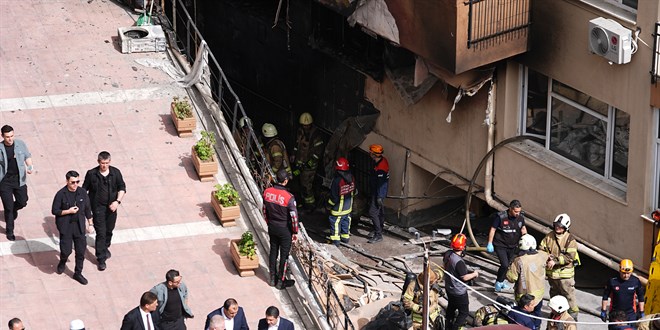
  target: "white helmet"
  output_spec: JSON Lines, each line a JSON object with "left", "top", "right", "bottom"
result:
{"left": 553, "top": 213, "right": 571, "bottom": 230}
{"left": 262, "top": 123, "right": 278, "bottom": 138}
{"left": 519, "top": 234, "right": 537, "bottom": 251}
{"left": 238, "top": 116, "right": 252, "bottom": 129}
{"left": 548, "top": 295, "right": 570, "bottom": 314}
{"left": 70, "top": 319, "right": 85, "bottom": 330}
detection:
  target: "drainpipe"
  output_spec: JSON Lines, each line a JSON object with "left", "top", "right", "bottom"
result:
{"left": 476, "top": 77, "right": 648, "bottom": 283}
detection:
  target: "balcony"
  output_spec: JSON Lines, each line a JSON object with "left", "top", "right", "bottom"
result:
{"left": 323, "top": 0, "right": 531, "bottom": 74}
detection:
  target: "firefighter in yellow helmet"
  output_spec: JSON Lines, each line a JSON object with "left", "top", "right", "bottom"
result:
{"left": 539, "top": 213, "right": 581, "bottom": 320}
{"left": 262, "top": 123, "right": 292, "bottom": 179}
{"left": 601, "top": 259, "right": 645, "bottom": 325}
{"left": 402, "top": 268, "right": 444, "bottom": 330}
{"left": 291, "top": 113, "right": 324, "bottom": 211}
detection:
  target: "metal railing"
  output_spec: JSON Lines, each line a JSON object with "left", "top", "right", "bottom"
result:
{"left": 652, "top": 22, "right": 659, "bottom": 84}
{"left": 467, "top": 0, "right": 531, "bottom": 49}
{"left": 158, "top": 1, "right": 355, "bottom": 328}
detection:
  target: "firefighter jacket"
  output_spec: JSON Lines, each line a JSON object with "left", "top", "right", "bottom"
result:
{"left": 547, "top": 312, "right": 577, "bottom": 330}
{"left": 293, "top": 126, "right": 324, "bottom": 170}
{"left": 328, "top": 170, "right": 355, "bottom": 216}
{"left": 369, "top": 156, "right": 389, "bottom": 199}
{"left": 265, "top": 137, "right": 292, "bottom": 176}
{"left": 262, "top": 184, "right": 299, "bottom": 234}
{"left": 539, "top": 231, "right": 580, "bottom": 279}
{"left": 443, "top": 250, "right": 468, "bottom": 296}
{"left": 402, "top": 277, "right": 442, "bottom": 326}
{"left": 506, "top": 249, "right": 549, "bottom": 303}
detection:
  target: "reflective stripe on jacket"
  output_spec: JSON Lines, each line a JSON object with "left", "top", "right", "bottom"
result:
{"left": 328, "top": 171, "right": 355, "bottom": 216}
{"left": 539, "top": 232, "right": 579, "bottom": 279}
{"left": 506, "top": 250, "right": 548, "bottom": 303}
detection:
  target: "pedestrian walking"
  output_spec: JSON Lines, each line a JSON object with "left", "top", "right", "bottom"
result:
{"left": 258, "top": 306, "right": 294, "bottom": 330}
{"left": 291, "top": 113, "right": 324, "bottom": 211}
{"left": 51, "top": 170, "right": 93, "bottom": 285}
{"left": 204, "top": 298, "right": 249, "bottom": 330}
{"left": 539, "top": 213, "right": 580, "bottom": 320}
{"left": 506, "top": 234, "right": 548, "bottom": 329}
{"left": 121, "top": 291, "right": 161, "bottom": 330}
{"left": 150, "top": 269, "right": 194, "bottom": 330}
{"left": 83, "top": 151, "right": 126, "bottom": 271}
{"left": 487, "top": 199, "right": 527, "bottom": 291}
{"left": 602, "top": 259, "right": 645, "bottom": 327}
{"left": 443, "top": 233, "right": 479, "bottom": 330}
{"left": 0, "top": 125, "right": 33, "bottom": 241}
{"left": 327, "top": 157, "right": 355, "bottom": 246}
{"left": 367, "top": 144, "right": 389, "bottom": 244}
{"left": 263, "top": 169, "right": 299, "bottom": 289}
{"left": 547, "top": 295, "right": 576, "bottom": 330}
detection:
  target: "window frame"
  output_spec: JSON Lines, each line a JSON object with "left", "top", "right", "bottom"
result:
{"left": 654, "top": 109, "right": 660, "bottom": 210}
{"left": 520, "top": 66, "right": 628, "bottom": 189}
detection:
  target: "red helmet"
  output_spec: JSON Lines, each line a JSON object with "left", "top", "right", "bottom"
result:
{"left": 451, "top": 233, "right": 467, "bottom": 251}
{"left": 335, "top": 157, "right": 349, "bottom": 171}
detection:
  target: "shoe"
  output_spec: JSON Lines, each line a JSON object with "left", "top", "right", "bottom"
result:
{"left": 98, "top": 262, "right": 106, "bottom": 271}
{"left": 501, "top": 281, "right": 510, "bottom": 290}
{"left": 276, "top": 279, "right": 295, "bottom": 290}
{"left": 367, "top": 236, "right": 383, "bottom": 243}
{"left": 495, "top": 281, "right": 506, "bottom": 292}
{"left": 56, "top": 261, "right": 66, "bottom": 274}
{"left": 106, "top": 250, "right": 112, "bottom": 259}
{"left": 73, "top": 273, "right": 88, "bottom": 285}
{"left": 367, "top": 231, "right": 375, "bottom": 239}
{"left": 269, "top": 274, "right": 277, "bottom": 287}
{"left": 340, "top": 238, "right": 350, "bottom": 244}
{"left": 6, "top": 233, "right": 15, "bottom": 241}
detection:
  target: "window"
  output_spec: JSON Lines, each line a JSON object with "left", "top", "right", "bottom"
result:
{"left": 521, "top": 67, "right": 630, "bottom": 185}
{"left": 607, "top": 0, "right": 638, "bottom": 11}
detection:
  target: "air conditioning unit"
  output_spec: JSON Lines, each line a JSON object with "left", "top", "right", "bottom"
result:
{"left": 588, "top": 17, "right": 633, "bottom": 64}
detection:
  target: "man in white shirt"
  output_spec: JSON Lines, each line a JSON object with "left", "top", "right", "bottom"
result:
{"left": 257, "top": 306, "right": 294, "bottom": 330}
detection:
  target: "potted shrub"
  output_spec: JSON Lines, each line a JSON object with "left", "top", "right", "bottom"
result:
{"left": 191, "top": 130, "right": 218, "bottom": 181}
{"left": 170, "top": 96, "right": 196, "bottom": 137}
{"left": 230, "top": 231, "right": 259, "bottom": 276}
{"left": 211, "top": 183, "right": 241, "bottom": 227}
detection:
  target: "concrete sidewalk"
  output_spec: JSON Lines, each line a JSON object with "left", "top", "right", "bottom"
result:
{"left": 0, "top": 1, "right": 289, "bottom": 328}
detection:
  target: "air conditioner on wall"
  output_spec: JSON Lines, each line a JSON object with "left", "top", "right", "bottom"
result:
{"left": 588, "top": 17, "right": 633, "bottom": 64}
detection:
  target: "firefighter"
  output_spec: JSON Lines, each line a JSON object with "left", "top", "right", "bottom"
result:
{"left": 402, "top": 268, "right": 444, "bottom": 330}
{"left": 291, "top": 113, "right": 324, "bottom": 211}
{"left": 506, "top": 234, "right": 548, "bottom": 329}
{"left": 601, "top": 259, "right": 645, "bottom": 326}
{"left": 367, "top": 144, "right": 389, "bottom": 244}
{"left": 327, "top": 157, "right": 355, "bottom": 246}
{"left": 262, "top": 123, "right": 292, "bottom": 179}
{"left": 547, "top": 295, "right": 576, "bottom": 330}
{"left": 233, "top": 116, "right": 252, "bottom": 156}
{"left": 263, "top": 169, "right": 299, "bottom": 290}
{"left": 443, "top": 233, "right": 479, "bottom": 330}
{"left": 539, "top": 213, "right": 581, "bottom": 320}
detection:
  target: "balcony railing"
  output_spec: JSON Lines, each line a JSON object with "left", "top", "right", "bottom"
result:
{"left": 467, "top": 0, "right": 532, "bottom": 49}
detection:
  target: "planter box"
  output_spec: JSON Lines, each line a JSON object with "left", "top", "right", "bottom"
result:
{"left": 230, "top": 239, "right": 259, "bottom": 277}
{"left": 211, "top": 192, "right": 240, "bottom": 227}
{"left": 171, "top": 103, "right": 196, "bottom": 137}
{"left": 192, "top": 147, "right": 218, "bottom": 182}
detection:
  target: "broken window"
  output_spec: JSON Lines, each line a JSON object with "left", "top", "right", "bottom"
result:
{"left": 521, "top": 67, "right": 629, "bottom": 185}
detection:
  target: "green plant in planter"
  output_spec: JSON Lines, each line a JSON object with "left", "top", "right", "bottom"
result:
{"left": 213, "top": 183, "right": 240, "bottom": 207}
{"left": 172, "top": 96, "right": 193, "bottom": 119}
{"left": 238, "top": 231, "right": 257, "bottom": 259}
{"left": 194, "top": 130, "right": 216, "bottom": 161}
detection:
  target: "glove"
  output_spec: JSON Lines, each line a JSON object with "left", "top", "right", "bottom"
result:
{"left": 638, "top": 311, "right": 645, "bottom": 319}
{"left": 486, "top": 243, "right": 494, "bottom": 253}
{"left": 376, "top": 198, "right": 384, "bottom": 207}
{"left": 600, "top": 310, "right": 607, "bottom": 322}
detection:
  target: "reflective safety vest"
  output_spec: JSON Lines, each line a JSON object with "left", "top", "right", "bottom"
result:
{"left": 539, "top": 231, "right": 580, "bottom": 279}
{"left": 328, "top": 171, "right": 355, "bottom": 216}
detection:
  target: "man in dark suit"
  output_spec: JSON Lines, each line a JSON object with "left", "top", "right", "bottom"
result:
{"left": 204, "top": 298, "right": 249, "bottom": 330}
{"left": 257, "top": 306, "right": 294, "bottom": 330}
{"left": 121, "top": 291, "right": 161, "bottom": 330}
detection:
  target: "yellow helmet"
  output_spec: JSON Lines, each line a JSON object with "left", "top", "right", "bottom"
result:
{"left": 620, "top": 259, "right": 633, "bottom": 273}
{"left": 262, "top": 123, "right": 278, "bottom": 138}
{"left": 299, "top": 112, "right": 313, "bottom": 125}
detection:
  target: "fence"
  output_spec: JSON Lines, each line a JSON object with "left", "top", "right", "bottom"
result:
{"left": 467, "top": 0, "right": 531, "bottom": 49}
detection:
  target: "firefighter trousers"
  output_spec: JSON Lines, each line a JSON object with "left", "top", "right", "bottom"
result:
{"left": 548, "top": 278, "right": 579, "bottom": 316}
{"left": 328, "top": 214, "right": 351, "bottom": 244}
{"left": 300, "top": 169, "right": 316, "bottom": 207}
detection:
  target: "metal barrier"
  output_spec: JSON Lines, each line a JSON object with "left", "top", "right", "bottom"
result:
{"left": 158, "top": 1, "right": 355, "bottom": 328}
{"left": 467, "top": 0, "right": 531, "bottom": 49}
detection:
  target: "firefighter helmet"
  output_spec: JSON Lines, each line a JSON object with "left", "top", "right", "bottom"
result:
{"left": 335, "top": 157, "right": 349, "bottom": 171}
{"left": 299, "top": 112, "right": 313, "bottom": 125}
{"left": 238, "top": 116, "right": 252, "bottom": 129}
{"left": 553, "top": 213, "right": 571, "bottom": 230}
{"left": 548, "top": 295, "right": 570, "bottom": 314}
{"left": 451, "top": 233, "right": 467, "bottom": 251}
{"left": 262, "top": 123, "right": 278, "bottom": 138}
{"left": 369, "top": 144, "right": 384, "bottom": 155}
{"left": 417, "top": 269, "right": 439, "bottom": 284}
{"left": 519, "top": 234, "right": 537, "bottom": 251}
{"left": 620, "top": 259, "right": 633, "bottom": 273}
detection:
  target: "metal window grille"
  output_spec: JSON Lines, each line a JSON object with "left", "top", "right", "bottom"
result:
{"left": 467, "top": 0, "right": 531, "bottom": 49}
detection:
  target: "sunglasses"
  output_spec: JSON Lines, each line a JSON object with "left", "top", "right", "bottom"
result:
{"left": 69, "top": 180, "right": 80, "bottom": 184}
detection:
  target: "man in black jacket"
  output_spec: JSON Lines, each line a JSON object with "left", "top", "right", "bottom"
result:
{"left": 83, "top": 151, "right": 126, "bottom": 271}
{"left": 121, "top": 291, "right": 161, "bottom": 330}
